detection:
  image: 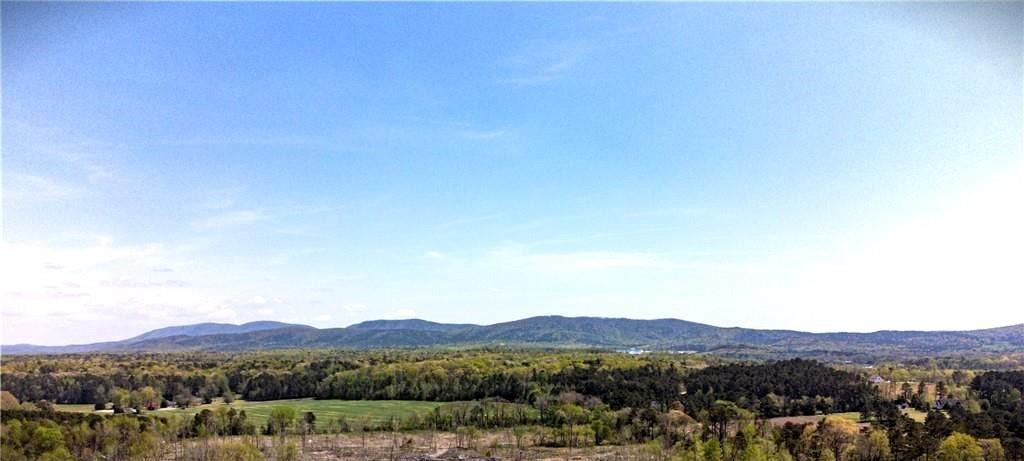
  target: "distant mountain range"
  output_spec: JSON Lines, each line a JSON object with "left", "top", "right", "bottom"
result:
{"left": 4, "top": 316, "right": 1023, "bottom": 360}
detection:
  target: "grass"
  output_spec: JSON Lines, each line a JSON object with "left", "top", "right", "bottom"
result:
{"left": 831, "top": 412, "right": 863, "bottom": 422}
{"left": 766, "top": 411, "right": 866, "bottom": 427}
{"left": 54, "top": 400, "right": 877, "bottom": 428}
{"left": 51, "top": 403, "right": 98, "bottom": 413}
{"left": 902, "top": 408, "right": 928, "bottom": 422}
{"left": 56, "top": 399, "right": 443, "bottom": 426}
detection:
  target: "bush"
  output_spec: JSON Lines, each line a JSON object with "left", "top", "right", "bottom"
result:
{"left": 212, "top": 442, "right": 265, "bottom": 461}
{"left": 937, "top": 432, "right": 984, "bottom": 461}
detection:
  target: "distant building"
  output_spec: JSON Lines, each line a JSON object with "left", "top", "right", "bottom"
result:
{"left": 869, "top": 375, "right": 887, "bottom": 384}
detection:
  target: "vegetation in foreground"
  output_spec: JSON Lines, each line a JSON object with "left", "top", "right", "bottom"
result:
{"left": 1, "top": 350, "right": 1022, "bottom": 460}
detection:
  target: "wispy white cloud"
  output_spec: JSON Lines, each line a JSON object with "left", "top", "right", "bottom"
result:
{"left": 460, "top": 129, "right": 512, "bottom": 140}
{"left": 192, "top": 209, "right": 267, "bottom": 230}
{"left": 390, "top": 116, "right": 516, "bottom": 146}
{"left": 200, "top": 186, "right": 246, "bottom": 210}
{"left": 393, "top": 308, "right": 418, "bottom": 318}
{"left": 0, "top": 237, "right": 240, "bottom": 344}
{"left": 625, "top": 206, "right": 711, "bottom": 218}
{"left": 264, "top": 247, "right": 329, "bottom": 267}
{"left": 487, "top": 245, "right": 675, "bottom": 272}
{"left": 7, "top": 123, "right": 122, "bottom": 186}
{"left": 2, "top": 236, "right": 164, "bottom": 269}
{"left": 148, "top": 134, "right": 324, "bottom": 148}
{"left": 38, "top": 146, "right": 119, "bottom": 184}
{"left": 497, "top": 39, "right": 591, "bottom": 86}
{"left": 101, "top": 279, "right": 190, "bottom": 288}
{"left": 5, "top": 173, "right": 81, "bottom": 201}
{"left": 435, "top": 213, "right": 504, "bottom": 231}
{"left": 425, "top": 250, "right": 445, "bottom": 260}
{"left": 208, "top": 309, "right": 238, "bottom": 320}
{"left": 341, "top": 303, "right": 367, "bottom": 313}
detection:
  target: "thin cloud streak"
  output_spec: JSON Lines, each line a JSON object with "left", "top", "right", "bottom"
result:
{"left": 496, "top": 39, "right": 591, "bottom": 86}
{"left": 5, "top": 173, "right": 81, "bottom": 202}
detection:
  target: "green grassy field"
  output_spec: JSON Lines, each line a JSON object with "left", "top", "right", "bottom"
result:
{"left": 56, "top": 399, "right": 443, "bottom": 426}
{"left": 766, "top": 411, "right": 865, "bottom": 427}
{"left": 51, "top": 403, "right": 99, "bottom": 413}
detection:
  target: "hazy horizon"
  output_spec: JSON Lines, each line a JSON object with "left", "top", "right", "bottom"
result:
{"left": 7, "top": 314, "right": 1024, "bottom": 348}
{"left": 2, "top": 2, "right": 1022, "bottom": 345}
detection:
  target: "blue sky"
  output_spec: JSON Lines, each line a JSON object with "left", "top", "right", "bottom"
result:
{"left": 2, "top": 2, "right": 1022, "bottom": 345}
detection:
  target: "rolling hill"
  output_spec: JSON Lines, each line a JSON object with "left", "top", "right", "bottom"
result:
{"left": 4, "top": 316, "right": 1023, "bottom": 360}
{"left": 1, "top": 321, "right": 312, "bottom": 354}
{"left": 126, "top": 320, "right": 312, "bottom": 342}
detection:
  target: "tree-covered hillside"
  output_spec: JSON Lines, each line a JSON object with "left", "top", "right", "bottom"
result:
{"left": 5, "top": 316, "right": 1023, "bottom": 360}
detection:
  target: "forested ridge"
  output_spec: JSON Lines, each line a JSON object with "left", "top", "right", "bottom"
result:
{"left": 6, "top": 316, "right": 1024, "bottom": 360}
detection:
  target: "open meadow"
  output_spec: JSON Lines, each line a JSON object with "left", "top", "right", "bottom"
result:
{"left": 55, "top": 399, "right": 443, "bottom": 426}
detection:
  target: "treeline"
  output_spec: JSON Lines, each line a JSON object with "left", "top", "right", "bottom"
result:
{"left": 906, "top": 354, "right": 1024, "bottom": 371}
{"left": 849, "top": 370, "right": 1024, "bottom": 461}
{"left": 312, "top": 358, "right": 690, "bottom": 409}
{"left": 2, "top": 351, "right": 879, "bottom": 419}
{"left": 680, "top": 359, "right": 878, "bottom": 417}
{"left": 0, "top": 406, "right": 285, "bottom": 461}
{"left": 963, "top": 371, "right": 1024, "bottom": 458}
{"left": 4, "top": 403, "right": 1018, "bottom": 461}
{"left": 0, "top": 409, "right": 176, "bottom": 461}
{"left": 1, "top": 351, "right": 705, "bottom": 407}
{"left": 0, "top": 350, "right": 366, "bottom": 405}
